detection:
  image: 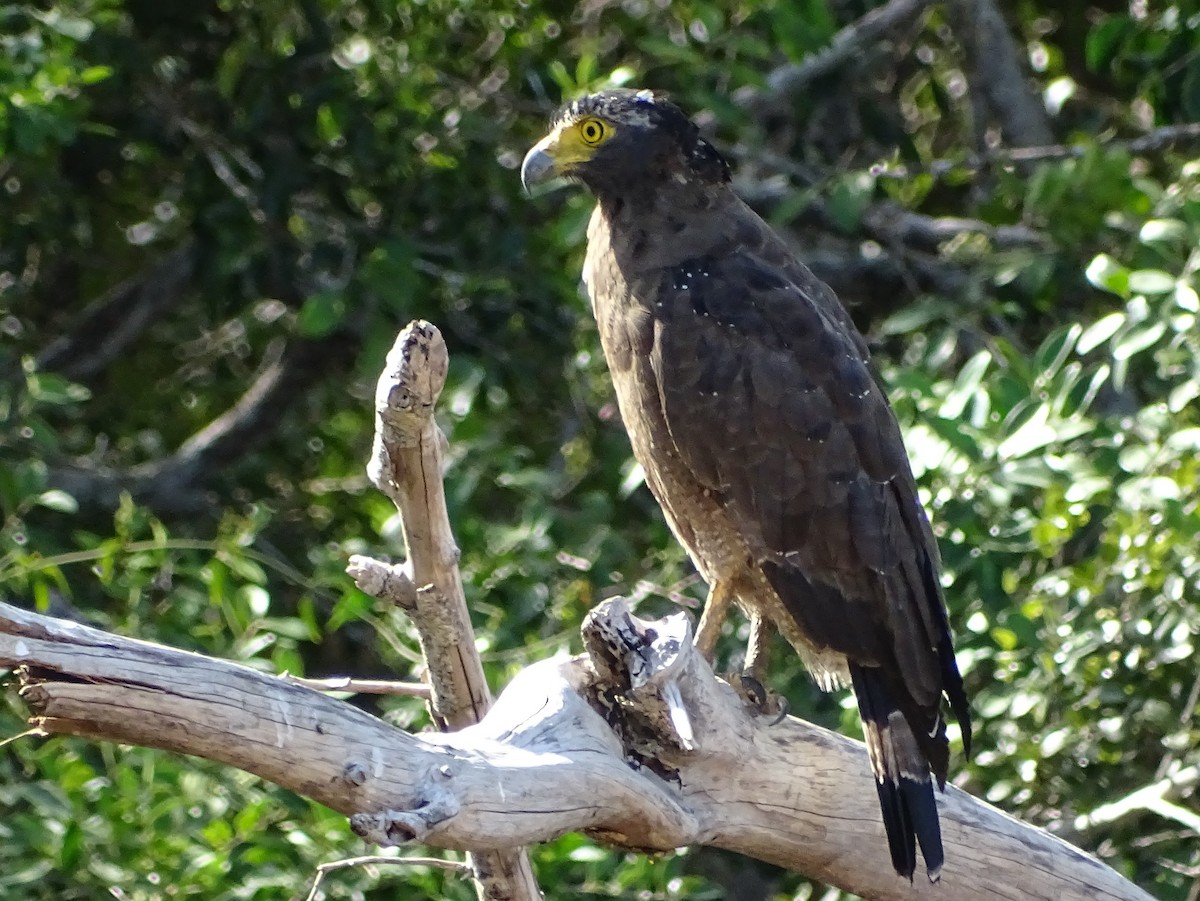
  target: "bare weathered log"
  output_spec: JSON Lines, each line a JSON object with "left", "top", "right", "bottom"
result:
{"left": 0, "top": 598, "right": 1151, "bottom": 901}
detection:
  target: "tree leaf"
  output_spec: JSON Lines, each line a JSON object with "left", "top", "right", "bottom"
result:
{"left": 297, "top": 291, "right": 346, "bottom": 338}
{"left": 1085, "top": 15, "right": 1129, "bottom": 72}
{"left": 1085, "top": 254, "right": 1129, "bottom": 297}
{"left": 1077, "top": 312, "right": 1125, "bottom": 354}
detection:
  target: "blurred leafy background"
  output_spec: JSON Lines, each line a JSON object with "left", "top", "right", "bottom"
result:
{"left": 2, "top": 0, "right": 1199, "bottom": 898}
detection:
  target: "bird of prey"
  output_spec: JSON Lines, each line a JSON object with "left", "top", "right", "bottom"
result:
{"left": 522, "top": 89, "right": 971, "bottom": 881}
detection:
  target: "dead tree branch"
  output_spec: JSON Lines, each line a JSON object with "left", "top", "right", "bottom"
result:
{"left": 346, "top": 320, "right": 538, "bottom": 900}
{"left": 354, "top": 321, "right": 490, "bottom": 727}
{"left": 0, "top": 597, "right": 1152, "bottom": 901}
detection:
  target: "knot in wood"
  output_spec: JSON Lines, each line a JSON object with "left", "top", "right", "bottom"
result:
{"left": 375, "top": 320, "right": 449, "bottom": 446}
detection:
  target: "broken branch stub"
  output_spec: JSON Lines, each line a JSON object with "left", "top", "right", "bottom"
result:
{"left": 361, "top": 320, "right": 490, "bottom": 728}
{"left": 582, "top": 599, "right": 699, "bottom": 780}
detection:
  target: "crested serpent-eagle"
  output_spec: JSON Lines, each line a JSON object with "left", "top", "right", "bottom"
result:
{"left": 522, "top": 89, "right": 972, "bottom": 882}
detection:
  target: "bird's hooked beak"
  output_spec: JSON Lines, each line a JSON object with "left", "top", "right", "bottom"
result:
{"left": 523, "top": 118, "right": 612, "bottom": 193}
{"left": 521, "top": 134, "right": 560, "bottom": 193}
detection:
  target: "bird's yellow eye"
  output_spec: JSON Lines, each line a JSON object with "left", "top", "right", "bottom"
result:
{"left": 578, "top": 117, "right": 608, "bottom": 146}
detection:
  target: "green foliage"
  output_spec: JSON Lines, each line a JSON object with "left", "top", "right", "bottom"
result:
{"left": 0, "top": 2, "right": 117, "bottom": 157}
{"left": 881, "top": 160, "right": 1200, "bottom": 901}
{"left": 2, "top": 0, "right": 1199, "bottom": 898}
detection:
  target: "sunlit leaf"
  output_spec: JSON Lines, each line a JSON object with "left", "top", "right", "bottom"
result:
{"left": 1076, "top": 312, "right": 1125, "bottom": 354}
{"left": 997, "top": 405, "right": 1054, "bottom": 459}
{"left": 35, "top": 490, "right": 78, "bottom": 513}
{"left": 1138, "top": 219, "right": 1188, "bottom": 243}
{"left": 1112, "top": 322, "right": 1166, "bottom": 360}
{"left": 1127, "top": 269, "right": 1175, "bottom": 294}
{"left": 1174, "top": 282, "right": 1199, "bottom": 312}
{"left": 1086, "top": 254, "right": 1131, "bottom": 296}
{"left": 940, "top": 350, "right": 991, "bottom": 420}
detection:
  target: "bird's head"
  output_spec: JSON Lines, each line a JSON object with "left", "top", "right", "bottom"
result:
{"left": 521, "top": 89, "right": 730, "bottom": 200}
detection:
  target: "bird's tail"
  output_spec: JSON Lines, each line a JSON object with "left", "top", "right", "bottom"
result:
{"left": 849, "top": 664, "right": 945, "bottom": 882}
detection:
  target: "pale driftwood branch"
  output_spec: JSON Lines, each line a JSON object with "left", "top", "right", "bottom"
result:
{"left": 351, "top": 320, "right": 538, "bottom": 900}
{"left": 0, "top": 598, "right": 1152, "bottom": 901}
{"left": 359, "top": 321, "right": 490, "bottom": 728}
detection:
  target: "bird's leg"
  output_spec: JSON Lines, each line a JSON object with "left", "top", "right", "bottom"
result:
{"left": 744, "top": 610, "right": 773, "bottom": 682}
{"left": 693, "top": 578, "right": 734, "bottom": 662}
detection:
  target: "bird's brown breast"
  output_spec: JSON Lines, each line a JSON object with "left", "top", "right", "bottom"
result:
{"left": 585, "top": 209, "right": 747, "bottom": 585}
{"left": 583, "top": 205, "right": 850, "bottom": 684}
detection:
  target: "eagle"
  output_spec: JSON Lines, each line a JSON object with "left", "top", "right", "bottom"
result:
{"left": 522, "top": 88, "right": 971, "bottom": 881}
